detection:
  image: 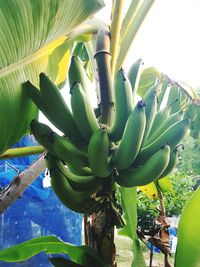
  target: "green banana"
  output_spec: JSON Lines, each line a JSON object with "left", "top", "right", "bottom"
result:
{"left": 25, "top": 81, "right": 55, "bottom": 123}
{"left": 147, "top": 105, "right": 171, "bottom": 141}
{"left": 190, "top": 109, "right": 200, "bottom": 140}
{"left": 30, "top": 119, "right": 55, "bottom": 155}
{"left": 167, "top": 84, "right": 180, "bottom": 113}
{"left": 142, "top": 89, "right": 157, "bottom": 145}
{"left": 46, "top": 156, "right": 96, "bottom": 213}
{"left": 157, "top": 74, "right": 169, "bottom": 110}
{"left": 134, "top": 117, "right": 190, "bottom": 166}
{"left": 47, "top": 153, "right": 100, "bottom": 194}
{"left": 50, "top": 133, "right": 89, "bottom": 168}
{"left": 38, "top": 73, "right": 83, "bottom": 141}
{"left": 71, "top": 82, "right": 99, "bottom": 142}
{"left": 67, "top": 164, "right": 93, "bottom": 176}
{"left": 157, "top": 176, "right": 173, "bottom": 193}
{"left": 128, "top": 58, "right": 143, "bottom": 94}
{"left": 185, "top": 101, "right": 198, "bottom": 121}
{"left": 145, "top": 109, "right": 184, "bottom": 146}
{"left": 25, "top": 73, "right": 81, "bottom": 140}
{"left": 88, "top": 126, "right": 112, "bottom": 177}
{"left": 143, "top": 80, "right": 162, "bottom": 100}
{"left": 159, "top": 144, "right": 183, "bottom": 179}
{"left": 50, "top": 168, "right": 89, "bottom": 213}
{"left": 68, "top": 55, "right": 90, "bottom": 96}
{"left": 112, "top": 100, "right": 146, "bottom": 170}
{"left": 115, "top": 145, "right": 170, "bottom": 187}
{"left": 108, "top": 68, "right": 134, "bottom": 142}
{"left": 190, "top": 128, "right": 200, "bottom": 140}
{"left": 30, "top": 119, "right": 88, "bottom": 168}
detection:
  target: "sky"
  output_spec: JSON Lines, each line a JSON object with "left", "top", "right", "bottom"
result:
{"left": 96, "top": 0, "right": 200, "bottom": 88}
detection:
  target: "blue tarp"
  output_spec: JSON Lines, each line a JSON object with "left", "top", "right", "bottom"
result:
{"left": 0, "top": 134, "right": 50, "bottom": 201}
{"left": 0, "top": 135, "right": 82, "bottom": 266}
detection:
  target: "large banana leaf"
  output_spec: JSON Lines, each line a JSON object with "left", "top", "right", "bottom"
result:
{"left": 0, "top": 0, "right": 104, "bottom": 153}
{"left": 175, "top": 186, "right": 200, "bottom": 267}
{"left": 0, "top": 236, "right": 110, "bottom": 267}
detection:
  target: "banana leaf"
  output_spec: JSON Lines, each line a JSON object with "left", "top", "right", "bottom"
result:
{"left": 0, "top": 0, "right": 104, "bottom": 153}
{"left": 119, "top": 187, "right": 146, "bottom": 267}
{"left": 175, "top": 186, "right": 200, "bottom": 267}
{"left": 0, "top": 236, "right": 110, "bottom": 267}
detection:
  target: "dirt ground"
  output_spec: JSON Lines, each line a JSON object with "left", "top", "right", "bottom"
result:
{"left": 115, "top": 233, "right": 175, "bottom": 267}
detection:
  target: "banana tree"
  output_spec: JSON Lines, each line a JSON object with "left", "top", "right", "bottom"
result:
{"left": 0, "top": 1, "right": 199, "bottom": 267}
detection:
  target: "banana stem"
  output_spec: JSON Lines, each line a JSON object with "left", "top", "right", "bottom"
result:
{"left": 0, "top": 146, "right": 45, "bottom": 159}
{"left": 157, "top": 186, "right": 166, "bottom": 216}
{"left": 84, "top": 174, "right": 116, "bottom": 266}
{"left": 94, "top": 27, "right": 114, "bottom": 126}
{"left": 157, "top": 187, "right": 172, "bottom": 267}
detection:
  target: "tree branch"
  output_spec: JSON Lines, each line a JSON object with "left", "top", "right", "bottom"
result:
{"left": 0, "top": 152, "right": 46, "bottom": 214}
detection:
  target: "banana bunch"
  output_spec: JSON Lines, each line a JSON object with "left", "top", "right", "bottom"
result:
{"left": 45, "top": 152, "right": 102, "bottom": 214}
{"left": 25, "top": 51, "right": 190, "bottom": 215}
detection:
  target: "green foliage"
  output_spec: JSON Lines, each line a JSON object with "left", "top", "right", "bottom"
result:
{"left": 164, "top": 173, "right": 195, "bottom": 217}
{"left": 177, "top": 134, "right": 200, "bottom": 176}
{"left": 137, "top": 171, "right": 196, "bottom": 227}
{"left": 137, "top": 191, "right": 159, "bottom": 231}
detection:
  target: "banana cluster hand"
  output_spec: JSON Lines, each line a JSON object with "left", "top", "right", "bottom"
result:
{"left": 26, "top": 74, "right": 83, "bottom": 143}
{"left": 26, "top": 54, "right": 190, "bottom": 214}
{"left": 45, "top": 153, "right": 101, "bottom": 214}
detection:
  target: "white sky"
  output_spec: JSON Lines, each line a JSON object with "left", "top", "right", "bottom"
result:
{"left": 96, "top": 0, "right": 200, "bottom": 88}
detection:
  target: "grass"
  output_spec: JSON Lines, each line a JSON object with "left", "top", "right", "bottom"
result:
{"left": 115, "top": 232, "right": 175, "bottom": 267}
